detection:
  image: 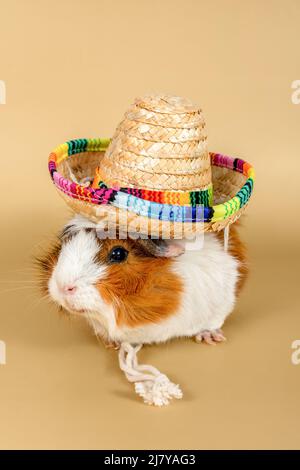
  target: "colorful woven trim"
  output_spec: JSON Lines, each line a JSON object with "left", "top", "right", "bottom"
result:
{"left": 48, "top": 138, "right": 255, "bottom": 223}
{"left": 92, "top": 170, "right": 213, "bottom": 207}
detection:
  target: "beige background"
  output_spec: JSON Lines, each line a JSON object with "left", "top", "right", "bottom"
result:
{"left": 0, "top": 0, "right": 300, "bottom": 449}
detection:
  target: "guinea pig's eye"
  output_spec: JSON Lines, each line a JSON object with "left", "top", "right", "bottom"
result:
{"left": 108, "top": 246, "right": 128, "bottom": 264}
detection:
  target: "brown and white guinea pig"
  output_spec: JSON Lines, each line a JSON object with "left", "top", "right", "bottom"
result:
{"left": 37, "top": 214, "right": 248, "bottom": 347}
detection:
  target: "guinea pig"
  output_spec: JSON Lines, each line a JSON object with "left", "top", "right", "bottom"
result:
{"left": 37, "top": 214, "right": 247, "bottom": 348}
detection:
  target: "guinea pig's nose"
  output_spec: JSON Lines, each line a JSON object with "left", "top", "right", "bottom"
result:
{"left": 62, "top": 285, "right": 77, "bottom": 294}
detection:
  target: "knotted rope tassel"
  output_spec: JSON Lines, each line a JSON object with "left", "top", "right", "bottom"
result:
{"left": 118, "top": 342, "right": 183, "bottom": 406}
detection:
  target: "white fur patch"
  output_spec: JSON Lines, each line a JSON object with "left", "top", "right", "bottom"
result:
{"left": 49, "top": 227, "right": 107, "bottom": 314}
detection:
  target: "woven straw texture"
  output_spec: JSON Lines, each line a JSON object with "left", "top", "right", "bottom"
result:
{"left": 99, "top": 94, "right": 211, "bottom": 191}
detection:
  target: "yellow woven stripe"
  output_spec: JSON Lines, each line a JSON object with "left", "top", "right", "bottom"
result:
{"left": 86, "top": 138, "right": 110, "bottom": 152}
{"left": 248, "top": 168, "right": 255, "bottom": 179}
{"left": 55, "top": 143, "right": 69, "bottom": 164}
{"left": 212, "top": 196, "right": 241, "bottom": 222}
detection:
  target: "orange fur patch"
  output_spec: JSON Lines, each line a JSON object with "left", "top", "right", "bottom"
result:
{"left": 96, "top": 239, "right": 183, "bottom": 328}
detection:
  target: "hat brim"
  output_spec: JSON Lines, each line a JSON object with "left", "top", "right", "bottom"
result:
{"left": 48, "top": 138, "right": 254, "bottom": 237}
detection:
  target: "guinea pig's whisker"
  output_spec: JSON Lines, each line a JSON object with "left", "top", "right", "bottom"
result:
{"left": 68, "top": 311, "right": 86, "bottom": 318}
{"left": 0, "top": 285, "right": 39, "bottom": 294}
{"left": 0, "top": 280, "right": 40, "bottom": 284}
{"left": 5, "top": 268, "right": 41, "bottom": 277}
{"left": 86, "top": 311, "right": 102, "bottom": 322}
{"left": 28, "top": 296, "right": 49, "bottom": 311}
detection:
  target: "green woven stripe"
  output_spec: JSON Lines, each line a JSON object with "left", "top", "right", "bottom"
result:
{"left": 223, "top": 197, "right": 239, "bottom": 218}
{"left": 190, "top": 192, "right": 196, "bottom": 206}
{"left": 66, "top": 138, "right": 111, "bottom": 156}
{"left": 236, "top": 185, "right": 250, "bottom": 206}
{"left": 247, "top": 178, "right": 254, "bottom": 192}
{"left": 86, "top": 138, "right": 110, "bottom": 152}
{"left": 208, "top": 186, "right": 213, "bottom": 205}
{"left": 189, "top": 188, "right": 211, "bottom": 206}
{"left": 67, "top": 139, "right": 88, "bottom": 156}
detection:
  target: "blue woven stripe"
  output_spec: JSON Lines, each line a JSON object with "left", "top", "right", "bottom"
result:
{"left": 113, "top": 193, "right": 214, "bottom": 222}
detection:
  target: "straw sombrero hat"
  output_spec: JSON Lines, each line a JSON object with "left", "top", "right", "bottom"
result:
{"left": 48, "top": 94, "right": 255, "bottom": 238}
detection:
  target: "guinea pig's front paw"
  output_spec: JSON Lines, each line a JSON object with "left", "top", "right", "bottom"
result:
{"left": 195, "top": 328, "right": 226, "bottom": 345}
{"left": 103, "top": 339, "right": 121, "bottom": 350}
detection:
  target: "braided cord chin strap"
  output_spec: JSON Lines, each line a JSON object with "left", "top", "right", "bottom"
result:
{"left": 118, "top": 343, "right": 182, "bottom": 407}
{"left": 224, "top": 225, "right": 230, "bottom": 252}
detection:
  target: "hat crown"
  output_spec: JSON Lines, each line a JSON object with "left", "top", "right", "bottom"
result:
{"left": 99, "top": 93, "right": 212, "bottom": 191}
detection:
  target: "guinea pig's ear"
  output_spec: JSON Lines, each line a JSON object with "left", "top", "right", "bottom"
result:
{"left": 59, "top": 223, "right": 84, "bottom": 241}
{"left": 137, "top": 239, "right": 185, "bottom": 258}
{"left": 60, "top": 215, "right": 97, "bottom": 240}
{"left": 59, "top": 223, "right": 76, "bottom": 241}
